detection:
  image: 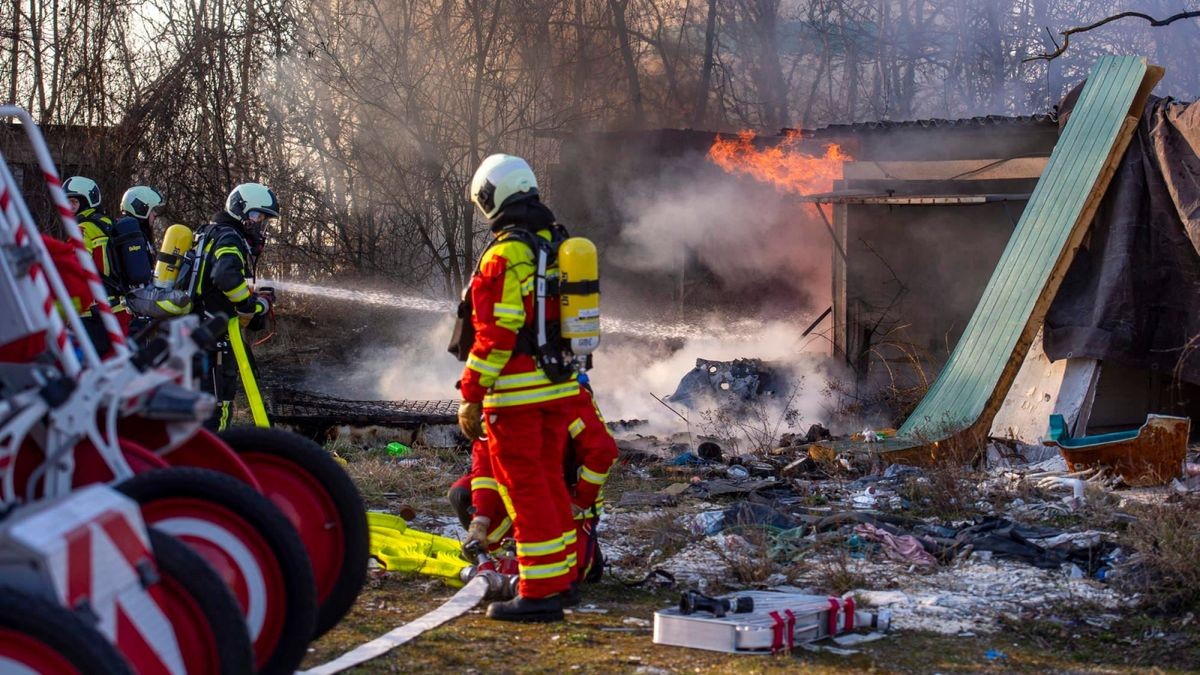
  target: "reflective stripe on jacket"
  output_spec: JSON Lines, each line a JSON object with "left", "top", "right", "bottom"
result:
{"left": 191, "top": 215, "right": 262, "bottom": 319}
{"left": 460, "top": 227, "right": 578, "bottom": 408}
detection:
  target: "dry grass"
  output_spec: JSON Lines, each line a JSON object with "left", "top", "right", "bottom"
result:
{"left": 805, "top": 544, "right": 872, "bottom": 596}
{"left": 342, "top": 445, "right": 469, "bottom": 511}
{"left": 711, "top": 528, "right": 779, "bottom": 585}
{"left": 1121, "top": 497, "right": 1200, "bottom": 612}
{"left": 695, "top": 386, "right": 804, "bottom": 456}
{"left": 898, "top": 460, "right": 980, "bottom": 519}
{"left": 617, "top": 507, "right": 695, "bottom": 561}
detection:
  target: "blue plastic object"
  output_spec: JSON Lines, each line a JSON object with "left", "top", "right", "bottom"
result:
{"left": 1047, "top": 413, "right": 1140, "bottom": 448}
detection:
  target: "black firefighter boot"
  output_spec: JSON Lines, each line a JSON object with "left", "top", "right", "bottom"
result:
{"left": 560, "top": 582, "right": 581, "bottom": 608}
{"left": 486, "top": 594, "right": 564, "bottom": 623}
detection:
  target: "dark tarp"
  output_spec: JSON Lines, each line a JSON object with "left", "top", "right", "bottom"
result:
{"left": 1044, "top": 94, "right": 1200, "bottom": 384}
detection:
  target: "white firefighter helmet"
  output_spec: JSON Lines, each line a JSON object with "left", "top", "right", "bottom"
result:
{"left": 63, "top": 176, "right": 101, "bottom": 209}
{"left": 120, "top": 185, "right": 164, "bottom": 219}
{"left": 226, "top": 182, "right": 279, "bottom": 220}
{"left": 469, "top": 154, "right": 538, "bottom": 219}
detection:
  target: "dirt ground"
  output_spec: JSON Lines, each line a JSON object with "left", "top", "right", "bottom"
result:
{"left": 292, "top": 444, "right": 1200, "bottom": 674}
{"left": 302, "top": 562, "right": 1199, "bottom": 674}
{"left": 261, "top": 295, "right": 1200, "bottom": 673}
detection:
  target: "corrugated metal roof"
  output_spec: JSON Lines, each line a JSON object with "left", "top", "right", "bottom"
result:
{"left": 801, "top": 191, "right": 1031, "bottom": 205}
{"left": 797, "top": 114, "right": 1058, "bottom": 138}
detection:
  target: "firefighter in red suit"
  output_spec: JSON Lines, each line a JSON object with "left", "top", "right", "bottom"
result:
{"left": 450, "top": 377, "right": 618, "bottom": 588}
{"left": 456, "top": 153, "right": 580, "bottom": 622}
{"left": 563, "top": 376, "right": 619, "bottom": 584}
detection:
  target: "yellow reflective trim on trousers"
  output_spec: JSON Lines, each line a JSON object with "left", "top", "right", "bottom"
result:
{"left": 573, "top": 507, "right": 596, "bottom": 521}
{"left": 498, "top": 483, "right": 516, "bottom": 520}
{"left": 519, "top": 561, "right": 569, "bottom": 580}
{"left": 217, "top": 401, "right": 231, "bottom": 431}
{"left": 467, "top": 352, "right": 503, "bottom": 376}
{"left": 487, "top": 517, "right": 512, "bottom": 544}
{"left": 471, "top": 476, "right": 499, "bottom": 492}
{"left": 224, "top": 280, "right": 251, "bottom": 303}
{"left": 563, "top": 530, "right": 577, "bottom": 546}
{"left": 227, "top": 316, "right": 270, "bottom": 427}
{"left": 516, "top": 537, "right": 565, "bottom": 557}
{"left": 484, "top": 382, "right": 580, "bottom": 408}
{"left": 568, "top": 418, "right": 585, "bottom": 438}
{"left": 566, "top": 552, "right": 577, "bottom": 567}
{"left": 579, "top": 465, "right": 608, "bottom": 486}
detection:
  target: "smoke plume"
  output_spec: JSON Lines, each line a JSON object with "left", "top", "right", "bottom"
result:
{"left": 613, "top": 157, "right": 833, "bottom": 314}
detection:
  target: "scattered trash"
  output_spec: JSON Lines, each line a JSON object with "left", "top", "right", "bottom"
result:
{"left": 574, "top": 605, "right": 609, "bottom": 615}
{"left": 667, "top": 358, "right": 790, "bottom": 411}
{"left": 660, "top": 483, "right": 692, "bottom": 497}
{"left": 800, "top": 644, "right": 860, "bottom": 656}
{"left": 831, "top": 631, "right": 887, "bottom": 647}
{"left": 678, "top": 590, "right": 754, "bottom": 617}
{"left": 669, "top": 450, "right": 706, "bottom": 466}
{"left": 1044, "top": 413, "right": 1189, "bottom": 486}
{"left": 697, "top": 441, "right": 724, "bottom": 462}
{"left": 599, "top": 395, "right": 1189, "bottom": 644}
{"left": 386, "top": 441, "right": 413, "bottom": 457}
{"left": 984, "top": 649, "right": 1007, "bottom": 661}
{"left": 618, "top": 492, "right": 677, "bottom": 508}
{"left": 853, "top": 523, "right": 938, "bottom": 567}
{"left": 690, "top": 510, "right": 726, "bottom": 536}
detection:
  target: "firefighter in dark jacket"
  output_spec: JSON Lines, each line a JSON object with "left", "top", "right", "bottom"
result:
{"left": 114, "top": 185, "right": 165, "bottom": 330}
{"left": 116, "top": 185, "right": 165, "bottom": 271}
{"left": 64, "top": 175, "right": 131, "bottom": 332}
{"left": 190, "top": 182, "right": 278, "bottom": 430}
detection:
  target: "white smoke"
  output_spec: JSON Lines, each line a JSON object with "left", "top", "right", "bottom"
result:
{"left": 587, "top": 318, "right": 842, "bottom": 442}
{"left": 374, "top": 315, "right": 465, "bottom": 400}
{"left": 614, "top": 163, "right": 832, "bottom": 309}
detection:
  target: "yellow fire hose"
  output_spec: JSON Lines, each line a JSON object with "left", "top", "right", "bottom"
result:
{"left": 366, "top": 512, "right": 469, "bottom": 584}
{"left": 227, "top": 316, "right": 271, "bottom": 427}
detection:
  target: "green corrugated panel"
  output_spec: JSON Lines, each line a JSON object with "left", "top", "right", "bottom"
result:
{"left": 897, "top": 56, "right": 1148, "bottom": 440}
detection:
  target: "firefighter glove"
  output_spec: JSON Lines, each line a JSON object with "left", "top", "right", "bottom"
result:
{"left": 458, "top": 400, "right": 484, "bottom": 440}
{"left": 463, "top": 516, "right": 491, "bottom": 557}
{"left": 244, "top": 294, "right": 272, "bottom": 331}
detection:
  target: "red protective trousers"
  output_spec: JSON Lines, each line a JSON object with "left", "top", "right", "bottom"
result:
{"left": 565, "top": 389, "right": 618, "bottom": 582}
{"left": 459, "top": 389, "right": 618, "bottom": 585}
{"left": 485, "top": 398, "right": 577, "bottom": 599}
{"left": 452, "top": 438, "right": 511, "bottom": 550}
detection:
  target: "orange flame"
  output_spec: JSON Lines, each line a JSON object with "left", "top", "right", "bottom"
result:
{"left": 707, "top": 130, "right": 848, "bottom": 195}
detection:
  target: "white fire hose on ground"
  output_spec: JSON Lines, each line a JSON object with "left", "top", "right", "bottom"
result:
{"left": 300, "top": 567, "right": 511, "bottom": 674}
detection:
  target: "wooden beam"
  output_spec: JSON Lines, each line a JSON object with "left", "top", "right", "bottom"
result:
{"left": 843, "top": 157, "right": 1049, "bottom": 181}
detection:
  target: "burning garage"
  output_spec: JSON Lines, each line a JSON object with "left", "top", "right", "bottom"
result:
{"left": 552, "top": 71, "right": 1200, "bottom": 442}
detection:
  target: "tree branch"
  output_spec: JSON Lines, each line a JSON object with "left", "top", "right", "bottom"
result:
{"left": 1026, "top": 10, "right": 1200, "bottom": 62}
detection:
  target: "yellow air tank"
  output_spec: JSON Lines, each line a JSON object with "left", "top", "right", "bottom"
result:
{"left": 153, "top": 224, "right": 193, "bottom": 289}
{"left": 558, "top": 237, "right": 600, "bottom": 355}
